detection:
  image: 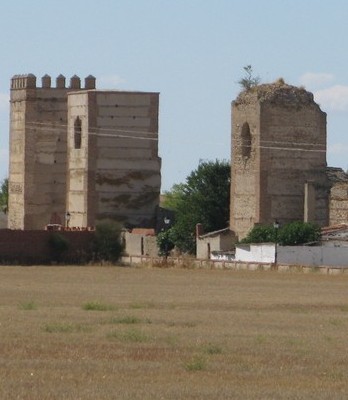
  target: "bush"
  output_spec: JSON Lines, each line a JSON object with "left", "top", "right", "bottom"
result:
{"left": 242, "top": 221, "right": 321, "bottom": 246}
{"left": 278, "top": 221, "right": 320, "bottom": 245}
{"left": 93, "top": 220, "right": 123, "bottom": 262}
{"left": 48, "top": 232, "right": 70, "bottom": 262}
{"left": 240, "top": 224, "right": 276, "bottom": 244}
{"left": 157, "top": 228, "right": 175, "bottom": 256}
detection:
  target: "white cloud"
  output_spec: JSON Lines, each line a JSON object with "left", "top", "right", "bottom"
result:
{"left": 314, "top": 85, "right": 348, "bottom": 112}
{"left": 299, "top": 72, "right": 334, "bottom": 89}
{"left": 98, "top": 74, "right": 126, "bottom": 89}
{"left": 0, "top": 93, "right": 9, "bottom": 111}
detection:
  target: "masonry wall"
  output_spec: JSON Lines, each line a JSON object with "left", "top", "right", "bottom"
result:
{"left": 329, "top": 182, "right": 348, "bottom": 225}
{"left": 230, "top": 102, "right": 261, "bottom": 238}
{"left": 67, "top": 90, "right": 161, "bottom": 228}
{"left": 259, "top": 103, "right": 328, "bottom": 227}
{"left": 66, "top": 92, "right": 91, "bottom": 227}
{"left": 230, "top": 84, "right": 329, "bottom": 240}
{"left": 196, "top": 232, "right": 235, "bottom": 259}
{"left": 0, "top": 229, "right": 94, "bottom": 264}
{"left": 124, "top": 231, "right": 158, "bottom": 256}
{"left": 8, "top": 74, "right": 95, "bottom": 230}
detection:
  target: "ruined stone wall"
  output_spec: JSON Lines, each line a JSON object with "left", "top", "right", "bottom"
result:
{"left": 66, "top": 91, "right": 90, "bottom": 227}
{"left": 8, "top": 74, "right": 95, "bottom": 230}
{"left": 230, "top": 82, "right": 329, "bottom": 239}
{"left": 258, "top": 102, "right": 328, "bottom": 226}
{"left": 329, "top": 182, "right": 348, "bottom": 225}
{"left": 230, "top": 102, "right": 261, "bottom": 238}
{"left": 66, "top": 90, "right": 161, "bottom": 228}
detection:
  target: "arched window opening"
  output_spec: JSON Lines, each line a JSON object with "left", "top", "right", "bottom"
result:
{"left": 241, "top": 122, "right": 252, "bottom": 158}
{"left": 74, "top": 117, "right": 82, "bottom": 149}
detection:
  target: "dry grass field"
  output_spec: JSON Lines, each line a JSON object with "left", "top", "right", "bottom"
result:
{"left": 0, "top": 265, "right": 348, "bottom": 399}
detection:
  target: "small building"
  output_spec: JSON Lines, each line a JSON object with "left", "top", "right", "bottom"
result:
{"left": 321, "top": 224, "right": 348, "bottom": 247}
{"left": 196, "top": 226, "right": 236, "bottom": 259}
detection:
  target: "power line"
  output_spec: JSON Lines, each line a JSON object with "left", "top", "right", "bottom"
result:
{"left": 25, "top": 121, "right": 158, "bottom": 138}
{"left": 25, "top": 125, "right": 158, "bottom": 142}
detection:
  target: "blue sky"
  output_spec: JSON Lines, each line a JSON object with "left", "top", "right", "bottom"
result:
{"left": 1, "top": 0, "right": 348, "bottom": 191}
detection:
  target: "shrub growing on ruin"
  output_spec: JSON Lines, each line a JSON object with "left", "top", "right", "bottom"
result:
{"left": 238, "top": 65, "right": 260, "bottom": 91}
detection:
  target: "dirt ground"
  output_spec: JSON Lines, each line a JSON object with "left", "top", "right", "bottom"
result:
{"left": 0, "top": 265, "right": 348, "bottom": 399}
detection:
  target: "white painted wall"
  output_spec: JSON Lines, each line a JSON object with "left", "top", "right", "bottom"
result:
{"left": 235, "top": 243, "right": 348, "bottom": 267}
{"left": 235, "top": 243, "right": 275, "bottom": 263}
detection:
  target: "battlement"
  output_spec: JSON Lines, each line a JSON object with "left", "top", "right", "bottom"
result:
{"left": 11, "top": 74, "right": 96, "bottom": 90}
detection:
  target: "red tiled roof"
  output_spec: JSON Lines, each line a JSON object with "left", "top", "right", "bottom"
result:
{"left": 321, "top": 224, "right": 348, "bottom": 235}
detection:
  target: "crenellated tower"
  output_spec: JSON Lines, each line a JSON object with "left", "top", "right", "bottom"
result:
{"left": 8, "top": 74, "right": 96, "bottom": 229}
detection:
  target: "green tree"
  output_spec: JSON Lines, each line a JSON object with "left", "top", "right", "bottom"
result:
{"left": 161, "top": 183, "right": 185, "bottom": 211}
{"left": 93, "top": 220, "right": 123, "bottom": 262}
{"left": 164, "top": 160, "right": 230, "bottom": 254}
{"left": 238, "top": 65, "right": 260, "bottom": 91}
{"left": 241, "top": 224, "right": 276, "bottom": 244}
{"left": 0, "top": 178, "right": 8, "bottom": 214}
{"left": 278, "top": 221, "right": 320, "bottom": 246}
{"left": 156, "top": 229, "right": 175, "bottom": 257}
{"left": 241, "top": 221, "right": 320, "bottom": 246}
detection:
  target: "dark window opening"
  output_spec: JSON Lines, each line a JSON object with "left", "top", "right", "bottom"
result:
{"left": 74, "top": 117, "right": 82, "bottom": 149}
{"left": 241, "top": 122, "right": 252, "bottom": 158}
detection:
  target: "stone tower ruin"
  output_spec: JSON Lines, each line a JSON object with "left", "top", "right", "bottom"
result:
{"left": 66, "top": 89, "right": 160, "bottom": 228}
{"left": 230, "top": 80, "right": 329, "bottom": 239}
{"left": 8, "top": 74, "right": 161, "bottom": 230}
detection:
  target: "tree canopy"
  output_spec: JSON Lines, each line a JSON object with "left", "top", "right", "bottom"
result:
{"left": 162, "top": 160, "right": 230, "bottom": 253}
{"left": 0, "top": 178, "right": 8, "bottom": 214}
{"left": 241, "top": 221, "right": 321, "bottom": 246}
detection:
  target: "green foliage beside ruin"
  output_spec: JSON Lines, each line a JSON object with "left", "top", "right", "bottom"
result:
{"left": 241, "top": 221, "right": 321, "bottom": 246}
{"left": 162, "top": 160, "right": 230, "bottom": 254}
{"left": 93, "top": 220, "right": 123, "bottom": 262}
{"left": 0, "top": 178, "right": 8, "bottom": 214}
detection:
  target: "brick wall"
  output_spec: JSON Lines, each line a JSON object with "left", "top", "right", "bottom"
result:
{"left": 0, "top": 229, "right": 95, "bottom": 264}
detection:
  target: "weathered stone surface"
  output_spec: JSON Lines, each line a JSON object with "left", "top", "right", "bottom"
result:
{"left": 230, "top": 80, "right": 329, "bottom": 240}
{"left": 8, "top": 74, "right": 161, "bottom": 230}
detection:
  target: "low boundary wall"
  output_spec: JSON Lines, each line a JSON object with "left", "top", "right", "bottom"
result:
{"left": 0, "top": 229, "right": 94, "bottom": 264}
{"left": 121, "top": 255, "right": 348, "bottom": 274}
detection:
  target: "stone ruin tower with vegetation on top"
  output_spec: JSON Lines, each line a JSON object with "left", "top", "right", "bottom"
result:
{"left": 8, "top": 74, "right": 161, "bottom": 230}
{"left": 230, "top": 79, "right": 331, "bottom": 240}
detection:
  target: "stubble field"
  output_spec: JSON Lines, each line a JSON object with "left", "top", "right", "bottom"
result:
{"left": 0, "top": 265, "right": 348, "bottom": 399}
